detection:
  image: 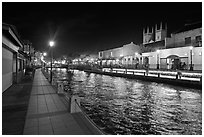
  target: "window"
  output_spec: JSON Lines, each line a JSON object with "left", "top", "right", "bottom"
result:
{"left": 128, "top": 58, "right": 130, "bottom": 61}
{"left": 99, "top": 52, "right": 103, "bottom": 58}
{"left": 185, "top": 37, "right": 191, "bottom": 45}
{"left": 196, "top": 35, "right": 202, "bottom": 46}
{"left": 18, "top": 59, "right": 23, "bottom": 72}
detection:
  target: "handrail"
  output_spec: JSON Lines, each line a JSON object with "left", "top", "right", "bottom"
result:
{"left": 103, "top": 68, "right": 201, "bottom": 79}
{"left": 74, "top": 99, "right": 106, "bottom": 135}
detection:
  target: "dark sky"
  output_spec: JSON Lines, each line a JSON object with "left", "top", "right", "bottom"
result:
{"left": 3, "top": 2, "right": 201, "bottom": 58}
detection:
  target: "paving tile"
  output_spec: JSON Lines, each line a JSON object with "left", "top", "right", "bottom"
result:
{"left": 54, "top": 129, "right": 70, "bottom": 135}
{"left": 22, "top": 69, "right": 102, "bottom": 135}
{"left": 39, "top": 117, "right": 51, "bottom": 126}
{"left": 39, "top": 124, "right": 53, "bottom": 135}
{"left": 24, "top": 119, "right": 38, "bottom": 128}
{"left": 24, "top": 130, "right": 38, "bottom": 135}
{"left": 23, "top": 126, "right": 38, "bottom": 135}
{"left": 52, "top": 122, "right": 66, "bottom": 130}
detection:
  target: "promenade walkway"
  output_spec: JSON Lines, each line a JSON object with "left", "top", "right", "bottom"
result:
{"left": 21, "top": 69, "right": 102, "bottom": 135}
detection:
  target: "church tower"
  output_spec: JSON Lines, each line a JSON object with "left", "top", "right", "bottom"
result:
{"left": 155, "top": 22, "right": 167, "bottom": 42}
{"left": 143, "top": 26, "right": 154, "bottom": 45}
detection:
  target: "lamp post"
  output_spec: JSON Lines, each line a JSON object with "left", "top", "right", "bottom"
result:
{"left": 156, "top": 50, "right": 160, "bottom": 69}
{"left": 43, "top": 52, "right": 47, "bottom": 69}
{"left": 189, "top": 46, "right": 193, "bottom": 71}
{"left": 49, "top": 41, "right": 54, "bottom": 83}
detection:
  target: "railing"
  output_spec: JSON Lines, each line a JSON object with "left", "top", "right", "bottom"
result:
{"left": 102, "top": 68, "right": 202, "bottom": 82}
{"left": 71, "top": 63, "right": 202, "bottom": 72}
{"left": 74, "top": 99, "right": 106, "bottom": 135}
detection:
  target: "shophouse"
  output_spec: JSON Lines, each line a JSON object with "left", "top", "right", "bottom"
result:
{"left": 23, "top": 40, "right": 35, "bottom": 66}
{"left": 2, "top": 23, "right": 25, "bottom": 92}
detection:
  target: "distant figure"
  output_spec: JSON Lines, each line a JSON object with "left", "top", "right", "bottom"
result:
{"left": 135, "top": 62, "right": 139, "bottom": 69}
{"left": 110, "top": 64, "right": 113, "bottom": 72}
{"left": 182, "top": 62, "right": 187, "bottom": 70}
{"left": 145, "top": 64, "right": 149, "bottom": 76}
{"left": 177, "top": 71, "right": 182, "bottom": 79}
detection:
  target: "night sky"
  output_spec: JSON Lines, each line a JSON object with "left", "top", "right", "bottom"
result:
{"left": 2, "top": 2, "right": 201, "bottom": 58}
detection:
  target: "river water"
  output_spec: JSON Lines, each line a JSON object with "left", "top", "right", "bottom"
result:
{"left": 53, "top": 68, "right": 202, "bottom": 135}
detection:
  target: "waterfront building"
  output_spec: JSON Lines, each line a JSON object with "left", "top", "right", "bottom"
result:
{"left": 142, "top": 46, "right": 202, "bottom": 70}
{"left": 2, "top": 23, "right": 25, "bottom": 92}
{"left": 142, "top": 22, "right": 202, "bottom": 70}
{"left": 98, "top": 22, "right": 201, "bottom": 71}
{"left": 122, "top": 42, "right": 142, "bottom": 68}
{"left": 165, "top": 22, "right": 202, "bottom": 48}
{"left": 142, "top": 22, "right": 167, "bottom": 52}
{"left": 98, "top": 42, "right": 142, "bottom": 68}
{"left": 99, "top": 47, "right": 123, "bottom": 66}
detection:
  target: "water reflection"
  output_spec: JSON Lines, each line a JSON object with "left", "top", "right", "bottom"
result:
{"left": 55, "top": 69, "right": 202, "bottom": 135}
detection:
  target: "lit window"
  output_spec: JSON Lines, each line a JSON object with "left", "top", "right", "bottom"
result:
{"left": 196, "top": 35, "right": 202, "bottom": 46}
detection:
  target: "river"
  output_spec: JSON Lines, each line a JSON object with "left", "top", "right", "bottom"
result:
{"left": 53, "top": 68, "right": 202, "bottom": 135}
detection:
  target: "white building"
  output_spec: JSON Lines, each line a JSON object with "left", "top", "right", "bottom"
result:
{"left": 165, "top": 22, "right": 202, "bottom": 48}
{"left": 142, "top": 22, "right": 202, "bottom": 70}
{"left": 142, "top": 46, "right": 202, "bottom": 70}
{"left": 98, "top": 42, "right": 142, "bottom": 67}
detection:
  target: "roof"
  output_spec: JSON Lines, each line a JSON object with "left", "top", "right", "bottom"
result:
{"left": 172, "top": 21, "right": 202, "bottom": 34}
{"left": 2, "top": 23, "right": 24, "bottom": 48}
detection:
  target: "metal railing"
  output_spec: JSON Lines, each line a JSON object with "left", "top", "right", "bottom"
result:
{"left": 102, "top": 68, "right": 202, "bottom": 81}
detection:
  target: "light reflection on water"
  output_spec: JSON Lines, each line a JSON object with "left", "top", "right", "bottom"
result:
{"left": 54, "top": 69, "right": 202, "bottom": 135}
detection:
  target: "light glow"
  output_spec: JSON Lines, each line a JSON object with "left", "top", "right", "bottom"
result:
{"left": 43, "top": 52, "right": 47, "bottom": 56}
{"left": 49, "top": 41, "right": 54, "bottom": 47}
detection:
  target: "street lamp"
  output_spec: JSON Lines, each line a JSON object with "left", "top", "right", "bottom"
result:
{"left": 156, "top": 50, "right": 160, "bottom": 69}
{"left": 43, "top": 52, "right": 47, "bottom": 56}
{"left": 189, "top": 46, "right": 193, "bottom": 71}
{"left": 43, "top": 52, "right": 47, "bottom": 69}
{"left": 49, "top": 41, "right": 55, "bottom": 83}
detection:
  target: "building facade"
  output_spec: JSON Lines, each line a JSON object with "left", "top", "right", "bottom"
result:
{"left": 2, "top": 23, "right": 25, "bottom": 92}
{"left": 142, "top": 46, "right": 202, "bottom": 70}
{"left": 98, "top": 42, "right": 142, "bottom": 67}
{"left": 142, "top": 22, "right": 202, "bottom": 70}
{"left": 23, "top": 40, "right": 35, "bottom": 66}
{"left": 142, "top": 22, "right": 167, "bottom": 52}
{"left": 165, "top": 22, "right": 202, "bottom": 48}
{"left": 98, "top": 22, "right": 201, "bottom": 71}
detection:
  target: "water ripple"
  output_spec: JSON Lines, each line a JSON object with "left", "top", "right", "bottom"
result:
{"left": 55, "top": 69, "right": 202, "bottom": 135}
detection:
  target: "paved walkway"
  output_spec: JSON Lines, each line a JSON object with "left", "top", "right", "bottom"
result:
{"left": 2, "top": 75, "right": 33, "bottom": 134}
{"left": 23, "top": 69, "right": 102, "bottom": 135}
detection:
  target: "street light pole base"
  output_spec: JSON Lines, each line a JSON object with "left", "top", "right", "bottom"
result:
{"left": 157, "top": 64, "right": 159, "bottom": 69}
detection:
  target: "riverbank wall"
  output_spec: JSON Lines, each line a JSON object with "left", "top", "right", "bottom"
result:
{"left": 82, "top": 69, "right": 202, "bottom": 90}
{"left": 41, "top": 68, "right": 105, "bottom": 135}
